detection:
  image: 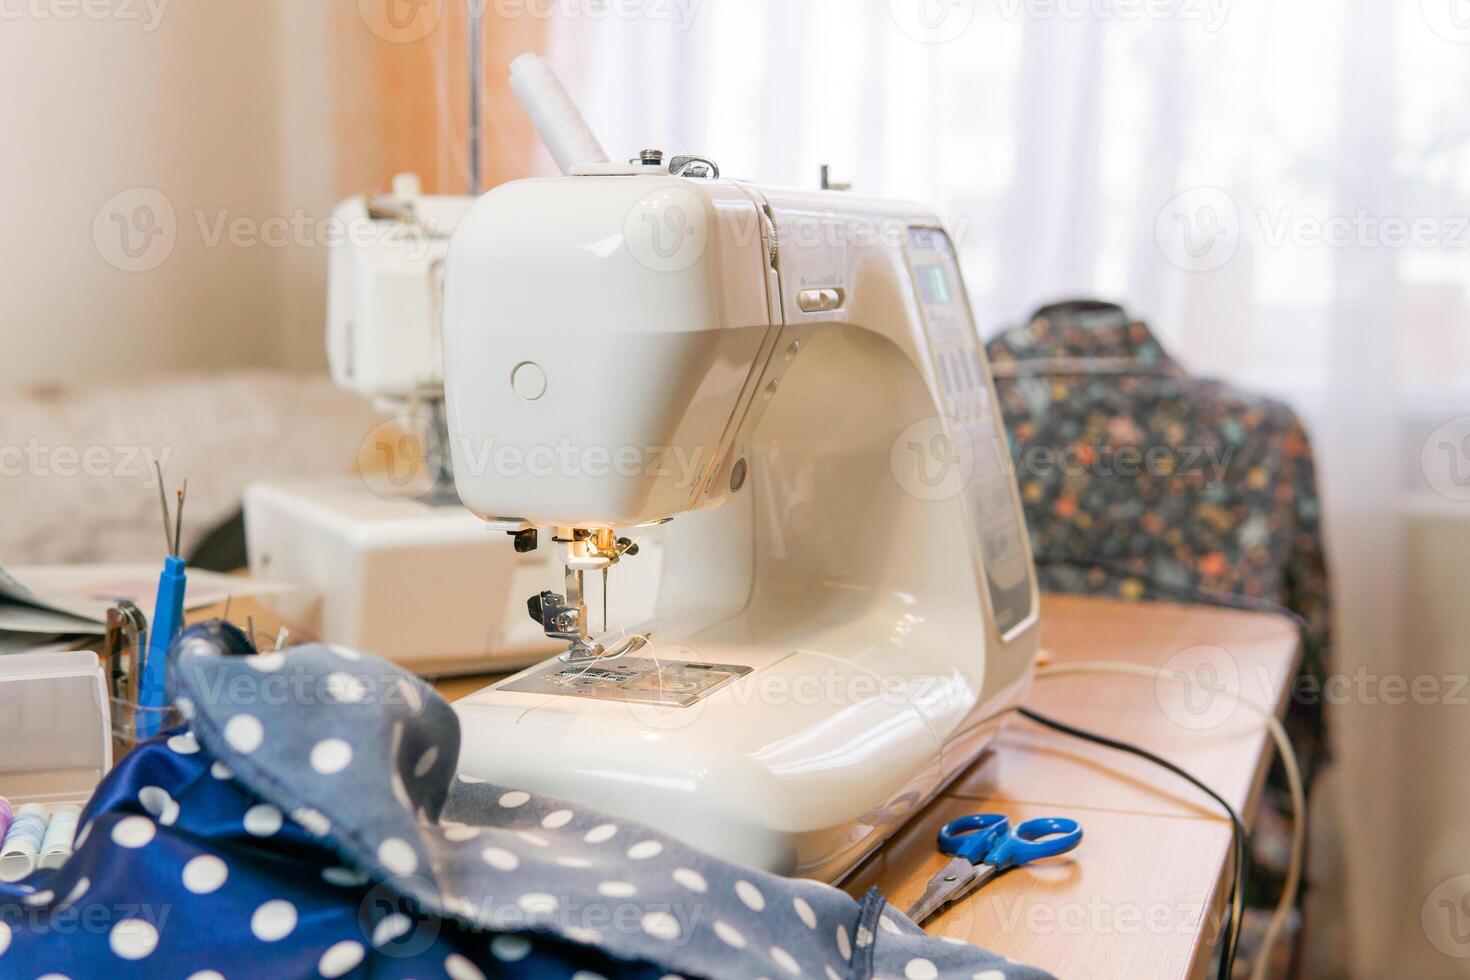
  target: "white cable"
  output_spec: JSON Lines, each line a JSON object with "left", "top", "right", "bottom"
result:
{"left": 1032, "top": 660, "right": 1305, "bottom": 980}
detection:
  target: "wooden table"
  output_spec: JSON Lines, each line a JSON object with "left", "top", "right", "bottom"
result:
{"left": 198, "top": 592, "right": 1299, "bottom": 979}
{"left": 842, "top": 594, "right": 1299, "bottom": 979}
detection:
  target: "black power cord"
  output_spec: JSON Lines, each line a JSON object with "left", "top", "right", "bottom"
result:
{"left": 1016, "top": 706, "right": 1248, "bottom": 980}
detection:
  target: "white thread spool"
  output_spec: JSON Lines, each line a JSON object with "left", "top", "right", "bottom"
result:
{"left": 508, "top": 53, "right": 609, "bottom": 175}
{"left": 0, "top": 803, "right": 48, "bottom": 882}
{"left": 40, "top": 804, "right": 81, "bottom": 870}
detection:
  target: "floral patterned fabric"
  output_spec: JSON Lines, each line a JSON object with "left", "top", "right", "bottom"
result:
{"left": 985, "top": 300, "right": 1331, "bottom": 772}
{"left": 984, "top": 302, "right": 1331, "bottom": 964}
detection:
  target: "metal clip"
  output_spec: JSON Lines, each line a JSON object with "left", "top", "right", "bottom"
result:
{"left": 670, "top": 155, "right": 720, "bottom": 179}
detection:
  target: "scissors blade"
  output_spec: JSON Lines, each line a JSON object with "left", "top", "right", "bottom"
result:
{"left": 905, "top": 856, "right": 982, "bottom": 926}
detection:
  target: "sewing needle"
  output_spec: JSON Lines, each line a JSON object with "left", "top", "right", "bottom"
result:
{"left": 174, "top": 479, "right": 187, "bottom": 559}
{"left": 153, "top": 462, "right": 174, "bottom": 556}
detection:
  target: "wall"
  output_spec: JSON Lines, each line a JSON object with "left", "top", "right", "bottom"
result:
{"left": 0, "top": 0, "right": 547, "bottom": 388}
{"left": 0, "top": 1, "right": 295, "bottom": 386}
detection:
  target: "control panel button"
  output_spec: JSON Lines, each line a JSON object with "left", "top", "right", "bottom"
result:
{"left": 797, "top": 288, "right": 844, "bottom": 312}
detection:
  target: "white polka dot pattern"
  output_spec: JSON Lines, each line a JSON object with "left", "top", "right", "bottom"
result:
{"left": 111, "top": 816, "right": 155, "bottom": 849}
{"left": 108, "top": 919, "right": 158, "bottom": 960}
{"left": 445, "top": 953, "right": 485, "bottom": 980}
{"left": 642, "top": 911, "right": 681, "bottom": 941}
{"left": 372, "top": 914, "right": 411, "bottom": 947}
{"left": 770, "top": 945, "right": 801, "bottom": 975}
{"left": 481, "top": 846, "right": 519, "bottom": 871}
{"left": 518, "top": 892, "right": 558, "bottom": 916}
{"left": 377, "top": 837, "right": 417, "bottom": 875}
{"left": 713, "top": 920, "right": 747, "bottom": 949}
{"left": 905, "top": 958, "right": 939, "bottom": 980}
{"left": 224, "top": 714, "right": 264, "bottom": 753}
{"left": 735, "top": 880, "right": 766, "bottom": 912}
{"left": 490, "top": 935, "right": 531, "bottom": 962}
{"left": 322, "top": 866, "right": 369, "bottom": 887}
{"left": 324, "top": 672, "right": 367, "bottom": 703}
{"left": 673, "top": 867, "right": 707, "bottom": 892}
{"left": 627, "top": 840, "right": 663, "bottom": 860}
{"left": 292, "top": 807, "right": 331, "bottom": 836}
{"left": 167, "top": 732, "right": 200, "bottom": 755}
{"left": 250, "top": 900, "right": 297, "bottom": 942}
{"left": 242, "top": 804, "right": 283, "bottom": 837}
{"left": 318, "top": 941, "right": 365, "bottom": 978}
{"left": 598, "top": 881, "right": 637, "bottom": 897}
{"left": 182, "top": 855, "right": 228, "bottom": 895}
{"left": 310, "top": 738, "right": 353, "bottom": 775}
{"left": 584, "top": 823, "right": 617, "bottom": 843}
{"left": 246, "top": 652, "right": 285, "bottom": 672}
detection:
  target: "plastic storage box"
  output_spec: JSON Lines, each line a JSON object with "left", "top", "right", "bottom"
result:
{"left": 0, "top": 650, "right": 111, "bottom": 882}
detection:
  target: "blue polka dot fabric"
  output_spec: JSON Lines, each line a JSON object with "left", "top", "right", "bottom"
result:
{"left": 0, "top": 622, "right": 1055, "bottom": 979}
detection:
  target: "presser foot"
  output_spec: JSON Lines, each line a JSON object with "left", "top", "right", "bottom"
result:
{"left": 558, "top": 633, "right": 649, "bottom": 665}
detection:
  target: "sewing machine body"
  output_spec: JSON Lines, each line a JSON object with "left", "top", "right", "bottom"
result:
{"left": 448, "top": 172, "right": 1039, "bottom": 878}
{"left": 325, "top": 177, "right": 470, "bottom": 402}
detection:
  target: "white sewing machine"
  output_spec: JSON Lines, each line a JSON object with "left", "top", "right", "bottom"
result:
{"left": 448, "top": 56, "right": 1039, "bottom": 879}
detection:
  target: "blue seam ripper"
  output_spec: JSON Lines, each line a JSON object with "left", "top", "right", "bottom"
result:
{"left": 137, "top": 471, "right": 187, "bottom": 739}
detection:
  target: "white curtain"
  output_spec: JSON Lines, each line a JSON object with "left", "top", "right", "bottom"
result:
{"left": 546, "top": 1, "right": 1470, "bottom": 975}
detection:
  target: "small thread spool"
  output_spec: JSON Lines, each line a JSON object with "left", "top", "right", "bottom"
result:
{"left": 0, "top": 803, "right": 49, "bottom": 883}
{"left": 40, "top": 805, "right": 81, "bottom": 870}
{"left": 0, "top": 797, "right": 12, "bottom": 841}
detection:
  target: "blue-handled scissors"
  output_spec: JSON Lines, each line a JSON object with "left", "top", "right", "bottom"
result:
{"left": 905, "top": 813, "right": 1083, "bottom": 925}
